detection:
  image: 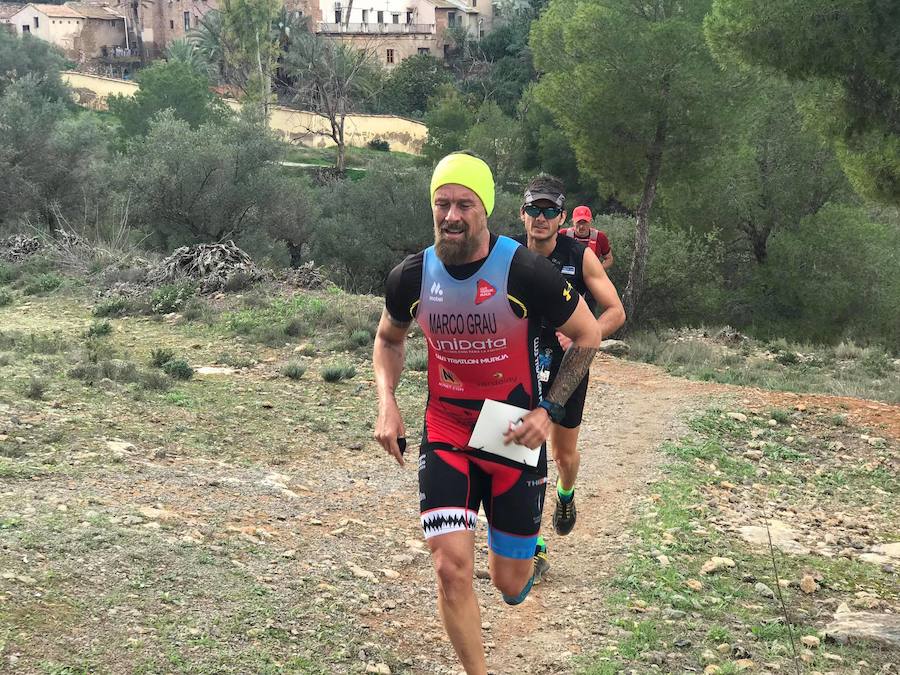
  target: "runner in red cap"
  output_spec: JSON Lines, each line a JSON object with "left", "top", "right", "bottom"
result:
{"left": 560, "top": 206, "right": 614, "bottom": 271}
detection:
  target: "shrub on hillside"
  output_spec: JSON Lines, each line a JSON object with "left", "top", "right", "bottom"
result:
{"left": 0, "top": 288, "right": 12, "bottom": 307}
{"left": 22, "top": 272, "right": 63, "bottom": 295}
{"left": 321, "top": 362, "right": 356, "bottom": 382}
{"left": 122, "top": 110, "right": 315, "bottom": 258}
{"left": 162, "top": 359, "right": 194, "bottom": 380}
{"left": 599, "top": 216, "right": 725, "bottom": 328}
{"left": 151, "top": 283, "right": 195, "bottom": 314}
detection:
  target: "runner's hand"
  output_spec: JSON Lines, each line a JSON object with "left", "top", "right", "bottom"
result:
{"left": 375, "top": 398, "right": 406, "bottom": 466}
{"left": 556, "top": 330, "right": 573, "bottom": 351}
{"left": 503, "top": 407, "right": 551, "bottom": 450}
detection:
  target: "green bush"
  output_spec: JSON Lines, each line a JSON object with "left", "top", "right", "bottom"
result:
{"left": 137, "top": 370, "right": 172, "bottom": 391}
{"left": 862, "top": 350, "right": 893, "bottom": 377}
{"left": 92, "top": 296, "right": 131, "bottom": 317}
{"left": 216, "top": 352, "right": 255, "bottom": 369}
{"left": 85, "top": 320, "right": 112, "bottom": 337}
{"left": 0, "top": 288, "right": 13, "bottom": 307}
{"left": 149, "top": 348, "right": 176, "bottom": 368}
{"left": 0, "top": 263, "right": 17, "bottom": 285}
{"left": 282, "top": 362, "right": 306, "bottom": 380}
{"left": 181, "top": 297, "right": 217, "bottom": 323}
{"left": 22, "top": 273, "right": 63, "bottom": 295}
{"left": 775, "top": 351, "right": 800, "bottom": 366}
{"left": 223, "top": 271, "right": 255, "bottom": 292}
{"left": 284, "top": 315, "right": 309, "bottom": 338}
{"left": 405, "top": 345, "right": 428, "bottom": 371}
{"left": 350, "top": 329, "right": 372, "bottom": 347}
{"left": 151, "top": 282, "right": 196, "bottom": 314}
{"left": 24, "top": 376, "right": 48, "bottom": 400}
{"left": 367, "top": 139, "right": 390, "bottom": 152}
{"left": 599, "top": 216, "right": 725, "bottom": 327}
{"left": 321, "top": 362, "right": 356, "bottom": 382}
{"left": 162, "top": 359, "right": 194, "bottom": 380}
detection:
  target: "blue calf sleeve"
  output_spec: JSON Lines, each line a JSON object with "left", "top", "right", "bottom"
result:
{"left": 502, "top": 574, "right": 535, "bottom": 606}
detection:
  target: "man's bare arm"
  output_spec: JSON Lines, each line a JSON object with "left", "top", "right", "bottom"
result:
{"left": 373, "top": 308, "right": 411, "bottom": 465}
{"left": 601, "top": 251, "right": 614, "bottom": 271}
{"left": 582, "top": 248, "right": 625, "bottom": 339}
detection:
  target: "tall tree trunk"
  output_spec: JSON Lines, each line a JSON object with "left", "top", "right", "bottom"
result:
{"left": 255, "top": 28, "right": 268, "bottom": 119}
{"left": 623, "top": 83, "right": 669, "bottom": 327}
{"left": 336, "top": 118, "right": 346, "bottom": 172}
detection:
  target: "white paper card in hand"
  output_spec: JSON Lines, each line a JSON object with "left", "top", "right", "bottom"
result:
{"left": 468, "top": 399, "right": 540, "bottom": 467}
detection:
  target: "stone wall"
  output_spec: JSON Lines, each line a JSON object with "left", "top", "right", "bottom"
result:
{"left": 62, "top": 71, "right": 428, "bottom": 154}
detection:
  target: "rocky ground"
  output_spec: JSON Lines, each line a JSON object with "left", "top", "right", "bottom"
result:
{"left": 0, "top": 294, "right": 897, "bottom": 674}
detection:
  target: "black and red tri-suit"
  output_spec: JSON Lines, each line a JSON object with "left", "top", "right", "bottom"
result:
{"left": 385, "top": 234, "right": 578, "bottom": 559}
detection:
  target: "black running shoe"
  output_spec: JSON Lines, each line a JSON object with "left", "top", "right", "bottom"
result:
{"left": 553, "top": 495, "right": 577, "bottom": 536}
{"left": 533, "top": 547, "right": 550, "bottom": 584}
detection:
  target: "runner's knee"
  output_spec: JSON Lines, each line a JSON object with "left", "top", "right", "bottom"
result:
{"left": 431, "top": 544, "right": 474, "bottom": 599}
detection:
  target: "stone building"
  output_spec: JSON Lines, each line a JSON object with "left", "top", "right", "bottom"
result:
{"left": 8, "top": 2, "right": 128, "bottom": 60}
{"left": 315, "top": 0, "right": 493, "bottom": 67}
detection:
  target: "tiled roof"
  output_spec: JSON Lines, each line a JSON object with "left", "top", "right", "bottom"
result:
{"left": 66, "top": 2, "right": 123, "bottom": 19}
{"left": 27, "top": 3, "right": 85, "bottom": 17}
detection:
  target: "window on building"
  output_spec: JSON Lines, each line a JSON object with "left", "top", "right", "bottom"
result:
{"left": 33, "top": 16, "right": 38, "bottom": 28}
{"left": 169, "top": 19, "right": 174, "bottom": 29}
{"left": 193, "top": 14, "right": 198, "bottom": 27}
{"left": 392, "top": 13, "right": 399, "bottom": 23}
{"left": 183, "top": 11, "right": 190, "bottom": 31}
{"left": 334, "top": 8, "right": 341, "bottom": 22}
{"left": 418, "top": 47, "right": 429, "bottom": 55}
{"left": 447, "top": 11, "right": 456, "bottom": 26}
{"left": 361, "top": 9, "right": 368, "bottom": 22}
{"left": 386, "top": 48, "right": 394, "bottom": 64}
{"left": 472, "top": 0, "right": 476, "bottom": 6}
{"left": 406, "top": 11, "right": 412, "bottom": 23}
{"left": 377, "top": 10, "right": 383, "bottom": 23}
{"left": 22, "top": 24, "right": 29, "bottom": 32}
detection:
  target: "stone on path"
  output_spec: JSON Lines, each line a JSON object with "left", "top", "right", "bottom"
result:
{"left": 738, "top": 521, "right": 810, "bottom": 555}
{"left": 824, "top": 611, "right": 900, "bottom": 649}
{"left": 599, "top": 339, "right": 629, "bottom": 355}
{"left": 858, "top": 542, "right": 900, "bottom": 566}
{"left": 700, "top": 557, "right": 736, "bottom": 575}
{"left": 727, "top": 412, "right": 748, "bottom": 423}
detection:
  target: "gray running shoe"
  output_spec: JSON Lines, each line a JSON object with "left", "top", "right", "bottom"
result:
{"left": 553, "top": 495, "right": 577, "bottom": 536}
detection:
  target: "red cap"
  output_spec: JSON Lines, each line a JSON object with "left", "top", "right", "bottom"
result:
{"left": 572, "top": 205, "right": 592, "bottom": 223}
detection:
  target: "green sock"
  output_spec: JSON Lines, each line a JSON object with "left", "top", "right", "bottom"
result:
{"left": 557, "top": 480, "right": 575, "bottom": 504}
{"left": 536, "top": 535, "right": 546, "bottom": 552}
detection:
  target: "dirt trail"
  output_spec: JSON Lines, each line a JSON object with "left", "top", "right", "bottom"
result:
{"left": 364, "top": 357, "right": 720, "bottom": 674}
{"left": 357, "top": 357, "right": 899, "bottom": 674}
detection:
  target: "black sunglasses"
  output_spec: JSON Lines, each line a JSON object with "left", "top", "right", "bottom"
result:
{"left": 523, "top": 205, "right": 564, "bottom": 219}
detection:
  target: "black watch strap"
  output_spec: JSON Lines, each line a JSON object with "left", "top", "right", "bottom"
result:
{"left": 538, "top": 399, "right": 565, "bottom": 424}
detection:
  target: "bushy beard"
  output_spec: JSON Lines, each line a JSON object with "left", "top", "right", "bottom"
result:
{"left": 434, "top": 222, "right": 480, "bottom": 266}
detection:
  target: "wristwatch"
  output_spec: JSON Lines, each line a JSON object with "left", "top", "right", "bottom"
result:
{"left": 538, "top": 399, "right": 565, "bottom": 424}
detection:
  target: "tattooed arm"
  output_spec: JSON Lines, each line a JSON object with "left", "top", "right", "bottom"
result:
{"left": 504, "top": 297, "right": 600, "bottom": 449}
{"left": 547, "top": 297, "right": 602, "bottom": 406}
{"left": 373, "top": 308, "right": 411, "bottom": 466}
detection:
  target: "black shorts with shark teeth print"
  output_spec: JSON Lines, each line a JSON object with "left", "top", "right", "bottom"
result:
{"left": 418, "top": 442, "right": 548, "bottom": 560}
